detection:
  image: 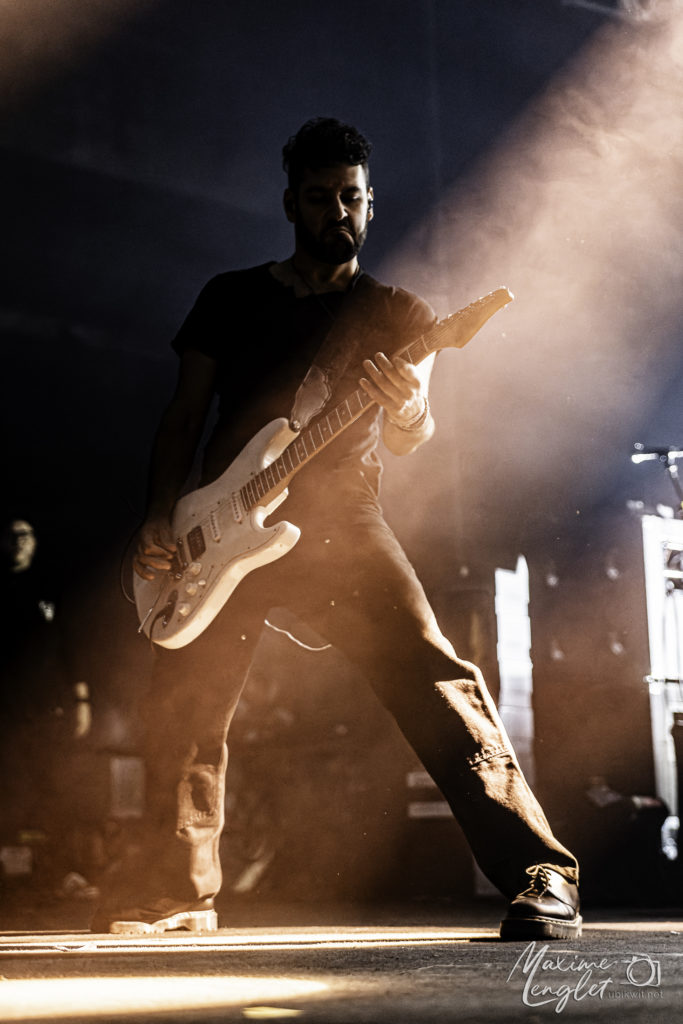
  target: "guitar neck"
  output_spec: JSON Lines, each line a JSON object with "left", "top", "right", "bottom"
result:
{"left": 239, "top": 331, "right": 437, "bottom": 513}
{"left": 239, "top": 288, "right": 512, "bottom": 512}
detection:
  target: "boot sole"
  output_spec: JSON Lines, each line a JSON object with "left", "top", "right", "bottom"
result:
{"left": 109, "top": 909, "right": 218, "bottom": 935}
{"left": 499, "top": 913, "right": 583, "bottom": 941}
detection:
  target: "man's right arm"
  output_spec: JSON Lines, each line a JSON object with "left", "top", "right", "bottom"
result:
{"left": 134, "top": 349, "right": 218, "bottom": 580}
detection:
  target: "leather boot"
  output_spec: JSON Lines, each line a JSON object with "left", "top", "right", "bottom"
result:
{"left": 500, "top": 865, "right": 582, "bottom": 940}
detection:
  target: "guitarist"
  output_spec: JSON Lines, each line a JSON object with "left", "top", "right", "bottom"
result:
{"left": 92, "top": 118, "right": 581, "bottom": 940}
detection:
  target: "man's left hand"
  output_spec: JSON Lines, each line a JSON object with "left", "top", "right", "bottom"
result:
{"left": 359, "top": 352, "right": 426, "bottom": 426}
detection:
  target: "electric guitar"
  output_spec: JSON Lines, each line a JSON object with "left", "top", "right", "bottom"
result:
{"left": 135, "top": 286, "right": 513, "bottom": 647}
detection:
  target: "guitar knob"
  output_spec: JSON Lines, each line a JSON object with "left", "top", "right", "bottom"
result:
{"left": 185, "top": 583, "right": 198, "bottom": 596}
{"left": 188, "top": 561, "right": 202, "bottom": 576}
{"left": 177, "top": 603, "right": 191, "bottom": 617}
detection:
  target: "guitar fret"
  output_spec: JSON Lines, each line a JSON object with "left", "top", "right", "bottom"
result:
{"left": 239, "top": 334, "right": 431, "bottom": 516}
{"left": 237, "top": 296, "right": 498, "bottom": 512}
{"left": 407, "top": 335, "right": 427, "bottom": 364}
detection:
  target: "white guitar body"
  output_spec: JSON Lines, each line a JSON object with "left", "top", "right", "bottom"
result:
{"left": 134, "top": 417, "right": 301, "bottom": 648}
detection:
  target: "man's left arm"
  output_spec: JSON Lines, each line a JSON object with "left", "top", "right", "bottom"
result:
{"left": 359, "top": 351, "right": 436, "bottom": 456}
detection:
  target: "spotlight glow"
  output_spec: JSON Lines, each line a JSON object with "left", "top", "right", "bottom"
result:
{"left": 0, "top": 975, "right": 327, "bottom": 1022}
{"left": 381, "top": 3, "right": 683, "bottom": 538}
{"left": 0, "top": 0, "right": 159, "bottom": 103}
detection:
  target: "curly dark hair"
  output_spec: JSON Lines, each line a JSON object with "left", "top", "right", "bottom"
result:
{"left": 282, "top": 117, "right": 372, "bottom": 191}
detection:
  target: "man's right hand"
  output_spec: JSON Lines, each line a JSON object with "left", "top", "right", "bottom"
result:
{"left": 133, "top": 517, "right": 177, "bottom": 580}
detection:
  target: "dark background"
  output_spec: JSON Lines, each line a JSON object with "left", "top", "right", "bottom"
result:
{"left": 1, "top": 0, "right": 681, "bottom": 902}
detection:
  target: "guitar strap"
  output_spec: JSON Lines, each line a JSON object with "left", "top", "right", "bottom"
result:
{"left": 289, "top": 272, "right": 379, "bottom": 431}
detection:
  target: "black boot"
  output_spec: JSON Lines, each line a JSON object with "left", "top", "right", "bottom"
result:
{"left": 500, "top": 865, "right": 582, "bottom": 941}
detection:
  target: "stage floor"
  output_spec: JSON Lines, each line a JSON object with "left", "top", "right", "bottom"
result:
{"left": 0, "top": 897, "right": 681, "bottom": 1021}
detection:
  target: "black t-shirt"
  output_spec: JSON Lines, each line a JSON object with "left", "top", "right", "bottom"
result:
{"left": 172, "top": 262, "right": 435, "bottom": 498}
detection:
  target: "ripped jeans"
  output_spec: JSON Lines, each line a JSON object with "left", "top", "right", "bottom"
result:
{"left": 137, "top": 481, "right": 578, "bottom": 904}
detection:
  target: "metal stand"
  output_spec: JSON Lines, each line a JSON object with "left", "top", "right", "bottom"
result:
{"left": 632, "top": 442, "right": 683, "bottom": 517}
{"left": 634, "top": 444, "right": 683, "bottom": 858}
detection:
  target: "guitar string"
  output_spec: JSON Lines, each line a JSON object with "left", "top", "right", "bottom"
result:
{"left": 239, "top": 301, "right": 475, "bottom": 515}
{"left": 235, "top": 337, "right": 421, "bottom": 515}
{"left": 244, "top": 325, "right": 435, "bottom": 510}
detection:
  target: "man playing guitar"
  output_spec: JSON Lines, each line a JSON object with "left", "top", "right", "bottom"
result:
{"left": 92, "top": 117, "right": 581, "bottom": 940}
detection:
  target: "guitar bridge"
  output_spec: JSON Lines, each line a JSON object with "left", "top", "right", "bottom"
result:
{"left": 171, "top": 546, "right": 185, "bottom": 578}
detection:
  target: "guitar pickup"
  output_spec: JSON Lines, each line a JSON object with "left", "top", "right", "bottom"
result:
{"left": 187, "top": 525, "right": 206, "bottom": 560}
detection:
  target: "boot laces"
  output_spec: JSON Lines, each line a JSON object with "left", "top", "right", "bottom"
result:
{"left": 522, "top": 865, "right": 551, "bottom": 897}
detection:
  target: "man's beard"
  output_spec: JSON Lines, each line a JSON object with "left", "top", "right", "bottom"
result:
{"left": 295, "top": 216, "right": 368, "bottom": 266}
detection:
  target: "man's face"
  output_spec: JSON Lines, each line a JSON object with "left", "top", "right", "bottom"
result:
{"left": 286, "top": 163, "right": 374, "bottom": 266}
{"left": 1, "top": 519, "right": 37, "bottom": 571}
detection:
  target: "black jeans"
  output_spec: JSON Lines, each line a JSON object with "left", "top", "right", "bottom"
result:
{"left": 137, "top": 476, "right": 578, "bottom": 904}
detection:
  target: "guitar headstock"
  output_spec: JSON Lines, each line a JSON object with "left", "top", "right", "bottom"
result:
{"left": 438, "top": 287, "right": 514, "bottom": 350}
